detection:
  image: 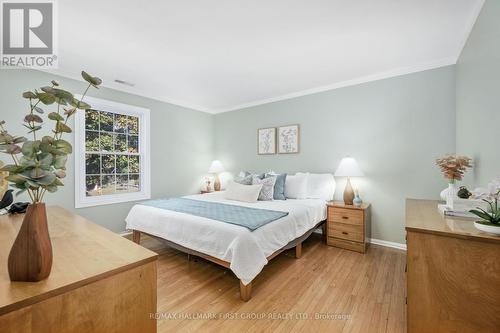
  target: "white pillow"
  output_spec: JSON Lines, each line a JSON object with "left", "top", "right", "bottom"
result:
{"left": 225, "top": 180, "right": 263, "bottom": 203}
{"left": 297, "top": 173, "right": 335, "bottom": 200}
{"left": 284, "top": 173, "right": 308, "bottom": 199}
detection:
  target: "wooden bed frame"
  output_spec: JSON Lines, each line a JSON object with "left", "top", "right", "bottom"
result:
{"left": 131, "top": 220, "right": 326, "bottom": 301}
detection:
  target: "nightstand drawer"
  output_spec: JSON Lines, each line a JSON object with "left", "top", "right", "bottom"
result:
{"left": 328, "top": 209, "right": 363, "bottom": 225}
{"left": 327, "top": 237, "right": 365, "bottom": 253}
{"left": 329, "top": 228, "right": 364, "bottom": 242}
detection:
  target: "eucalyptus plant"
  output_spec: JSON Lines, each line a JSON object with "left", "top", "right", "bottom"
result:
{"left": 469, "top": 190, "right": 500, "bottom": 226}
{"left": 0, "top": 71, "right": 102, "bottom": 203}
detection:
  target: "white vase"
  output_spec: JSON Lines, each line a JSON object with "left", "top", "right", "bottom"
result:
{"left": 440, "top": 183, "right": 458, "bottom": 206}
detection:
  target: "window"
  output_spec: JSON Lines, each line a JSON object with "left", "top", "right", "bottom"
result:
{"left": 75, "top": 96, "right": 150, "bottom": 208}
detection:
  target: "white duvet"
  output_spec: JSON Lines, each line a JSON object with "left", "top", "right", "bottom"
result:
{"left": 125, "top": 192, "right": 326, "bottom": 284}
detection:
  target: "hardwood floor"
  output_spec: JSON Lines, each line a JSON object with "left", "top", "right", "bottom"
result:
{"left": 139, "top": 233, "right": 406, "bottom": 333}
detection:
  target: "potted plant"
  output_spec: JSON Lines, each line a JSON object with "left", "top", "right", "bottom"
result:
{"left": 469, "top": 190, "right": 500, "bottom": 235}
{"left": 435, "top": 155, "right": 472, "bottom": 204}
{"left": 0, "top": 71, "right": 101, "bottom": 281}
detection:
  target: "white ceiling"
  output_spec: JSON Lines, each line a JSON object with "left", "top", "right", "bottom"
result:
{"left": 49, "top": 0, "right": 484, "bottom": 113}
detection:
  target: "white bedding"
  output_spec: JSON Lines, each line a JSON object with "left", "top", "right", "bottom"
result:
{"left": 125, "top": 192, "right": 326, "bottom": 284}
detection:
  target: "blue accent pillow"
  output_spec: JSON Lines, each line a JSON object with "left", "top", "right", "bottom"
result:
{"left": 266, "top": 173, "right": 287, "bottom": 200}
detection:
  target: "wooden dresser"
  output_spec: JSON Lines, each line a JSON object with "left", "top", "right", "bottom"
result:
{"left": 326, "top": 202, "right": 371, "bottom": 253}
{"left": 0, "top": 206, "right": 158, "bottom": 333}
{"left": 406, "top": 199, "right": 500, "bottom": 333}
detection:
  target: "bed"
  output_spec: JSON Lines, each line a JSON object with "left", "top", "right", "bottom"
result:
{"left": 126, "top": 191, "right": 327, "bottom": 301}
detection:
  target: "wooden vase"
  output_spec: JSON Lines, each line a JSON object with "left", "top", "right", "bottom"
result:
{"left": 8, "top": 203, "right": 53, "bottom": 282}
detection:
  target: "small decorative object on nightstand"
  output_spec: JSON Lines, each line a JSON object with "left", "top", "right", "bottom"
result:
{"left": 208, "top": 160, "right": 224, "bottom": 191}
{"left": 334, "top": 157, "right": 364, "bottom": 205}
{"left": 326, "top": 201, "right": 371, "bottom": 253}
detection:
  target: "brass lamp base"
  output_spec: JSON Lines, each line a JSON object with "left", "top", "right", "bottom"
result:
{"left": 343, "top": 177, "right": 355, "bottom": 205}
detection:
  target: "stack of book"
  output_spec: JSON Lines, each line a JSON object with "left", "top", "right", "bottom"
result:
{"left": 438, "top": 198, "right": 489, "bottom": 218}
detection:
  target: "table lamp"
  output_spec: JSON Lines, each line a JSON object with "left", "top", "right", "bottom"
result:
{"left": 334, "top": 157, "right": 364, "bottom": 205}
{"left": 208, "top": 160, "right": 224, "bottom": 191}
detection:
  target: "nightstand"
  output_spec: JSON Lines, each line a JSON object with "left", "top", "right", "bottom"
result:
{"left": 326, "top": 202, "right": 371, "bottom": 253}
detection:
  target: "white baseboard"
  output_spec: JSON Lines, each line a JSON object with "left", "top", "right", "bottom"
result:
{"left": 368, "top": 238, "right": 407, "bottom": 251}
{"left": 314, "top": 229, "right": 407, "bottom": 251}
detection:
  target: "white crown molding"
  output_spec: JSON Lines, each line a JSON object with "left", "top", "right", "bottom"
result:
{"left": 454, "top": 0, "right": 485, "bottom": 63}
{"left": 369, "top": 238, "right": 407, "bottom": 251}
{"left": 213, "top": 57, "right": 457, "bottom": 114}
{"left": 38, "top": 57, "right": 455, "bottom": 115}
{"left": 34, "top": 69, "right": 217, "bottom": 114}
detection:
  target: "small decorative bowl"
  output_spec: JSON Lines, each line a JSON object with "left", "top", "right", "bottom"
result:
{"left": 474, "top": 222, "right": 500, "bottom": 235}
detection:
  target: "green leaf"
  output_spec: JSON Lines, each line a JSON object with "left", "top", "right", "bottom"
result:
{"left": 53, "top": 154, "right": 68, "bottom": 169}
{"left": 0, "top": 164, "right": 25, "bottom": 173}
{"left": 81, "top": 71, "right": 102, "bottom": 87}
{"left": 69, "top": 98, "right": 91, "bottom": 110}
{"left": 21, "top": 141, "right": 40, "bottom": 157}
{"left": 22, "top": 91, "right": 37, "bottom": 99}
{"left": 25, "top": 179, "right": 40, "bottom": 188}
{"left": 38, "top": 152, "right": 53, "bottom": 166}
{"left": 24, "top": 114, "right": 43, "bottom": 123}
{"left": 469, "top": 209, "right": 492, "bottom": 221}
{"left": 36, "top": 92, "right": 56, "bottom": 105}
{"left": 13, "top": 136, "right": 27, "bottom": 144}
{"left": 24, "top": 167, "right": 46, "bottom": 179}
{"left": 51, "top": 80, "right": 60, "bottom": 87}
{"left": 48, "top": 112, "right": 64, "bottom": 121}
{"left": 41, "top": 136, "right": 54, "bottom": 144}
{"left": 43, "top": 185, "right": 58, "bottom": 193}
{"left": 19, "top": 156, "right": 36, "bottom": 167}
{"left": 36, "top": 173, "right": 56, "bottom": 185}
{"left": 27, "top": 125, "right": 42, "bottom": 133}
{"left": 55, "top": 122, "right": 72, "bottom": 133}
{"left": 5, "top": 174, "right": 27, "bottom": 183}
{"left": 54, "top": 139, "right": 72, "bottom": 154}
{"left": 34, "top": 106, "right": 44, "bottom": 114}
{"left": 1, "top": 144, "right": 22, "bottom": 154}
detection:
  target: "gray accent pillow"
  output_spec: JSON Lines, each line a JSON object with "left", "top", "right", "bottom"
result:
{"left": 234, "top": 174, "right": 252, "bottom": 185}
{"left": 266, "top": 173, "right": 287, "bottom": 200}
{"left": 252, "top": 175, "right": 276, "bottom": 201}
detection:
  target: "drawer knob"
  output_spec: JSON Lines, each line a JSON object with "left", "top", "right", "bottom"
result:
{"left": 342, "top": 216, "right": 349, "bottom": 220}
{"left": 342, "top": 231, "right": 348, "bottom": 235}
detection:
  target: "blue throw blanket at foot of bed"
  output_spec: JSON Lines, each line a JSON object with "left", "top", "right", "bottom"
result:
{"left": 139, "top": 198, "right": 289, "bottom": 231}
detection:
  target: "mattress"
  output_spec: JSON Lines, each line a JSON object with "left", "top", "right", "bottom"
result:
{"left": 125, "top": 191, "right": 327, "bottom": 284}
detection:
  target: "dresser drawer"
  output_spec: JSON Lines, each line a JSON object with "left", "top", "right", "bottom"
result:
{"left": 329, "top": 228, "right": 364, "bottom": 242}
{"left": 328, "top": 208, "right": 364, "bottom": 225}
{"left": 327, "top": 237, "right": 365, "bottom": 253}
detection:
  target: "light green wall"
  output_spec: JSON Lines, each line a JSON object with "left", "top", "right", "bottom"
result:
{"left": 0, "top": 70, "right": 214, "bottom": 233}
{"left": 456, "top": 0, "right": 500, "bottom": 187}
{"left": 215, "top": 66, "right": 456, "bottom": 244}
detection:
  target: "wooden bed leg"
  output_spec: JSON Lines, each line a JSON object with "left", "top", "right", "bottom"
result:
{"left": 240, "top": 281, "right": 252, "bottom": 301}
{"left": 322, "top": 222, "right": 327, "bottom": 240}
{"left": 295, "top": 242, "right": 302, "bottom": 259}
{"left": 132, "top": 230, "right": 141, "bottom": 244}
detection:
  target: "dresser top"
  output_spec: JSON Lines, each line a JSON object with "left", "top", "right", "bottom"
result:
{"left": 0, "top": 206, "right": 157, "bottom": 315}
{"left": 406, "top": 199, "right": 500, "bottom": 243}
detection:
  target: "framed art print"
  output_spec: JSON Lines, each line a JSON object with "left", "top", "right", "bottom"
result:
{"left": 257, "top": 127, "right": 276, "bottom": 155}
{"left": 278, "top": 124, "right": 299, "bottom": 154}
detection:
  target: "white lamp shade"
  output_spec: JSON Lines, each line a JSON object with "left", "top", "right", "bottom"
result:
{"left": 334, "top": 157, "right": 364, "bottom": 177}
{"left": 208, "top": 160, "right": 225, "bottom": 174}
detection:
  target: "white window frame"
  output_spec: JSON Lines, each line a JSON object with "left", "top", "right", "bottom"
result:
{"left": 74, "top": 96, "right": 151, "bottom": 208}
